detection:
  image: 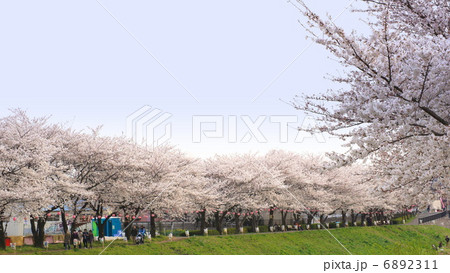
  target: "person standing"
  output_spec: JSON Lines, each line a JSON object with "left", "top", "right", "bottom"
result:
{"left": 64, "top": 231, "right": 71, "bottom": 250}
{"left": 131, "top": 226, "right": 138, "bottom": 243}
{"left": 71, "top": 230, "right": 79, "bottom": 249}
{"left": 88, "top": 230, "right": 94, "bottom": 249}
{"left": 82, "top": 229, "right": 89, "bottom": 249}
{"left": 140, "top": 225, "right": 146, "bottom": 242}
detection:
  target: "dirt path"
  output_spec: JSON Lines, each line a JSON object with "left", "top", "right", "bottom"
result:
{"left": 0, "top": 245, "right": 104, "bottom": 255}
{"left": 0, "top": 237, "right": 189, "bottom": 255}
{"left": 154, "top": 237, "right": 187, "bottom": 244}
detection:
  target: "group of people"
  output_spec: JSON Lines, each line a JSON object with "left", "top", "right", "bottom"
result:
{"left": 130, "top": 225, "right": 147, "bottom": 244}
{"left": 64, "top": 229, "right": 94, "bottom": 250}
{"left": 432, "top": 235, "right": 450, "bottom": 251}
{"left": 62, "top": 225, "right": 149, "bottom": 250}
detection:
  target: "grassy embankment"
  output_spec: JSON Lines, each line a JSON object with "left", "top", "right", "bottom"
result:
{"left": 2, "top": 225, "right": 449, "bottom": 255}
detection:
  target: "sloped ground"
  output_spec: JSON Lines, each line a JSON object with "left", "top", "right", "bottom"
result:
{"left": 2, "top": 225, "right": 449, "bottom": 255}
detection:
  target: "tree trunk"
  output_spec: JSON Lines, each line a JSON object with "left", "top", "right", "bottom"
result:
{"left": 367, "top": 212, "right": 373, "bottom": 226}
{"left": 341, "top": 209, "right": 347, "bottom": 227}
{"left": 199, "top": 210, "right": 206, "bottom": 235}
{"left": 214, "top": 211, "right": 225, "bottom": 234}
{"left": 30, "top": 217, "right": 46, "bottom": 248}
{"left": 123, "top": 218, "right": 132, "bottom": 240}
{"left": 150, "top": 211, "right": 156, "bottom": 238}
{"left": 319, "top": 214, "right": 328, "bottom": 225}
{"left": 61, "top": 210, "right": 68, "bottom": 234}
{"left": 38, "top": 219, "right": 45, "bottom": 247}
{"left": 239, "top": 215, "right": 247, "bottom": 231}
{"left": 281, "top": 211, "right": 288, "bottom": 227}
{"left": 293, "top": 212, "right": 299, "bottom": 223}
{"left": 95, "top": 217, "right": 106, "bottom": 239}
{"left": 350, "top": 209, "right": 358, "bottom": 225}
{"left": 251, "top": 214, "right": 257, "bottom": 232}
{"left": 214, "top": 212, "right": 219, "bottom": 233}
{"left": 268, "top": 208, "right": 274, "bottom": 227}
{"left": 360, "top": 213, "right": 367, "bottom": 226}
{"left": 0, "top": 220, "right": 6, "bottom": 250}
{"left": 307, "top": 213, "right": 313, "bottom": 225}
{"left": 234, "top": 214, "right": 240, "bottom": 234}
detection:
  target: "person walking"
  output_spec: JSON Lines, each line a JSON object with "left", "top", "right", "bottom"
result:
{"left": 131, "top": 226, "right": 138, "bottom": 243}
{"left": 71, "top": 230, "right": 79, "bottom": 249}
{"left": 88, "top": 230, "right": 94, "bottom": 249}
{"left": 82, "top": 229, "right": 89, "bottom": 249}
{"left": 64, "top": 230, "right": 71, "bottom": 250}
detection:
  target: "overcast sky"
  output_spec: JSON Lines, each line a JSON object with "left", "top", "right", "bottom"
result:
{"left": 0, "top": 0, "right": 368, "bottom": 157}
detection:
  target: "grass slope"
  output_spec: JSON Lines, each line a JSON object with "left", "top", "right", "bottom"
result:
{"left": 3, "top": 225, "right": 450, "bottom": 255}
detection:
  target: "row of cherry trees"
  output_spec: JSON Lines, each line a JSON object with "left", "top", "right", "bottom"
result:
{"left": 0, "top": 110, "right": 424, "bottom": 249}
{"left": 0, "top": 110, "right": 193, "bottom": 248}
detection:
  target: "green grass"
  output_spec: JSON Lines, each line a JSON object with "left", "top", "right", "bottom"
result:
{"left": 392, "top": 215, "right": 416, "bottom": 224}
{"left": 2, "top": 225, "right": 449, "bottom": 255}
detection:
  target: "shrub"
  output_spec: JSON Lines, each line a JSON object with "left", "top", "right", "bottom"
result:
{"left": 209, "top": 230, "right": 221, "bottom": 236}
{"left": 258, "top": 226, "right": 269, "bottom": 233}
{"left": 228, "top": 227, "right": 249, "bottom": 234}
{"left": 329, "top": 222, "right": 338, "bottom": 228}
{"left": 227, "top": 228, "right": 237, "bottom": 234}
{"left": 185, "top": 229, "right": 227, "bottom": 236}
{"left": 185, "top": 228, "right": 230, "bottom": 236}
{"left": 172, "top": 229, "right": 186, "bottom": 237}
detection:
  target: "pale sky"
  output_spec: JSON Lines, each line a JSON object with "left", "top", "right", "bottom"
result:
{"left": 0, "top": 0, "right": 368, "bottom": 158}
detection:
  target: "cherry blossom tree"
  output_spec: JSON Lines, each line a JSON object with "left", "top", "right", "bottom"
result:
{"left": 0, "top": 110, "right": 83, "bottom": 247}
{"left": 134, "top": 145, "right": 195, "bottom": 238}
{"left": 264, "top": 150, "right": 315, "bottom": 227}
{"left": 103, "top": 143, "right": 197, "bottom": 239}
{"left": 205, "top": 153, "right": 286, "bottom": 233}
{"left": 265, "top": 151, "right": 376, "bottom": 227}
{"left": 59, "top": 130, "right": 123, "bottom": 237}
{"left": 109, "top": 142, "right": 154, "bottom": 239}
{"left": 320, "top": 165, "right": 372, "bottom": 226}
{"left": 24, "top": 126, "right": 89, "bottom": 248}
{"left": 168, "top": 161, "right": 220, "bottom": 236}
{"left": 0, "top": 110, "right": 52, "bottom": 249}
{"left": 291, "top": 0, "right": 449, "bottom": 200}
